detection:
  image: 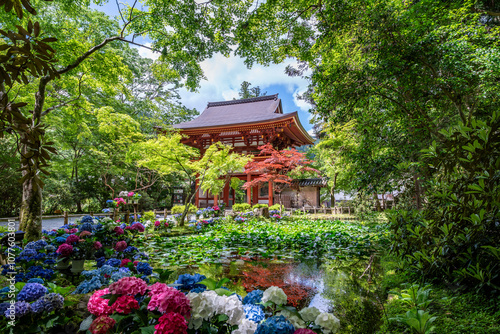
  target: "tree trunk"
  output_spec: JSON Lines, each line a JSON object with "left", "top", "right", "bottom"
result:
{"left": 374, "top": 192, "right": 382, "bottom": 212}
{"left": 414, "top": 174, "right": 422, "bottom": 209}
{"left": 19, "top": 174, "right": 43, "bottom": 241}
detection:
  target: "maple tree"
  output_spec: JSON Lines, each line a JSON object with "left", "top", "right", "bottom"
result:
{"left": 243, "top": 144, "right": 319, "bottom": 208}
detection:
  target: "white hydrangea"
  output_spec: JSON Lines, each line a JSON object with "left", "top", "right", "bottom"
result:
{"left": 277, "top": 309, "right": 306, "bottom": 329}
{"left": 187, "top": 290, "right": 218, "bottom": 329}
{"left": 315, "top": 312, "right": 341, "bottom": 333}
{"left": 299, "top": 306, "right": 321, "bottom": 322}
{"left": 261, "top": 286, "right": 287, "bottom": 305}
{"left": 215, "top": 294, "right": 245, "bottom": 326}
{"left": 232, "top": 318, "right": 258, "bottom": 334}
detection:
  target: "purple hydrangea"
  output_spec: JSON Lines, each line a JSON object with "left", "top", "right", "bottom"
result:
{"left": 17, "top": 283, "right": 47, "bottom": 302}
{"left": 5, "top": 301, "right": 31, "bottom": 317}
{"left": 31, "top": 293, "right": 64, "bottom": 313}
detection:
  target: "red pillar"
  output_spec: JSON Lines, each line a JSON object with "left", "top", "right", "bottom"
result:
{"left": 247, "top": 174, "right": 252, "bottom": 205}
{"left": 214, "top": 194, "right": 218, "bottom": 206}
{"left": 268, "top": 181, "right": 273, "bottom": 206}
{"left": 252, "top": 185, "right": 258, "bottom": 205}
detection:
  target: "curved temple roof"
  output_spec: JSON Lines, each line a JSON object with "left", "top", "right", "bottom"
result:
{"left": 174, "top": 94, "right": 314, "bottom": 146}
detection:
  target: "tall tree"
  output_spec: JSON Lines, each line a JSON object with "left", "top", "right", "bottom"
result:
{"left": 0, "top": 0, "right": 245, "bottom": 240}
{"left": 238, "top": 81, "right": 267, "bottom": 99}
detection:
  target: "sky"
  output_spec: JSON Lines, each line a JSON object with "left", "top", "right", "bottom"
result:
{"left": 91, "top": 2, "right": 314, "bottom": 134}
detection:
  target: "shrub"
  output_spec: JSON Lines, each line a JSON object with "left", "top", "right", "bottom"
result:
{"left": 269, "top": 204, "right": 284, "bottom": 211}
{"left": 388, "top": 116, "right": 500, "bottom": 291}
{"left": 232, "top": 203, "right": 251, "bottom": 212}
{"left": 252, "top": 204, "right": 268, "bottom": 209}
{"left": 141, "top": 211, "right": 156, "bottom": 222}
{"left": 171, "top": 204, "right": 197, "bottom": 214}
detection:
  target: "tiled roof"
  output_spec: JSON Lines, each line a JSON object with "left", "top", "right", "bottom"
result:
{"left": 173, "top": 94, "right": 286, "bottom": 129}
{"left": 292, "top": 178, "right": 328, "bottom": 187}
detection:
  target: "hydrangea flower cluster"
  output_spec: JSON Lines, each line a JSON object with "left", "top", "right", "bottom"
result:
{"left": 255, "top": 315, "right": 295, "bottom": 334}
{"left": 17, "top": 283, "right": 47, "bottom": 302}
{"left": 244, "top": 304, "right": 265, "bottom": 323}
{"left": 243, "top": 289, "right": 264, "bottom": 306}
{"left": 174, "top": 273, "right": 207, "bottom": 291}
{"left": 31, "top": 293, "right": 64, "bottom": 313}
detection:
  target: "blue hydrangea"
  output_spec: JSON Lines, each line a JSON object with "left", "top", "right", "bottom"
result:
{"left": 19, "top": 249, "right": 37, "bottom": 257}
{"left": 27, "top": 278, "right": 44, "bottom": 284}
{"left": 44, "top": 259, "right": 56, "bottom": 265}
{"left": 17, "top": 283, "right": 47, "bottom": 302}
{"left": 25, "top": 240, "right": 48, "bottom": 250}
{"left": 244, "top": 304, "right": 266, "bottom": 323}
{"left": 0, "top": 287, "right": 9, "bottom": 294}
{"left": 95, "top": 223, "right": 103, "bottom": 230}
{"left": 72, "top": 276, "right": 104, "bottom": 294}
{"left": 96, "top": 256, "right": 106, "bottom": 268}
{"left": 5, "top": 301, "right": 31, "bottom": 317}
{"left": 136, "top": 262, "right": 153, "bottom": 276}
{"left": 190, "top": 286, "right": 207, "bottom": 293}
{"left": 79, "top": 222, "right": 94, "bottom": 233}
{"left": 174, "top": 273, "right": 207, "bottom": 291}
{"left": 123, "top": 246, "right": 138, "bottom": 253}
{"left": 243, "top": 289, "right": 264, "bottom": 306}
{"left": 80, "top": 215, "right": 94, "bottom": 223}
{"left": 45, "top": 244, "right": 56, "bottom": 252}
{"left": 99, "top": 265, "right": 119, "bottom": 276}
{"left": 140, "top": 275, "right": 150, "bottom": 284}
{"left": 255, "top": 315, "right": 295, "bottom": 334}
{"left": 120, "top": 223, "right": 127, "bottom": 229}
{"left": 43, "top": 229, "right": 58, "bottom": 236}
{"left": 55, "top": 236, "right": 67, "bottom": 243}
{"left": 105, "top": 258, "right": 121, "bottom": 267}
{"left": 111, "top": 270, "right": 132, "bottom": 282}
{"left": 0, "top": 302, "right": 9, "bottom": 315}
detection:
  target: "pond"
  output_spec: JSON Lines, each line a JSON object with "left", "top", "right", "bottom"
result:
{"left": 163, "top": 255, "right": 384, "bottom": 317}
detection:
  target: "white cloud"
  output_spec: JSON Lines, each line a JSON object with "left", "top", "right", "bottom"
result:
{"left": 177, "top": 54, "right": 312, "bottom": 113}
{"left": 136, "top": 43, "right": 160, "bottom": 61}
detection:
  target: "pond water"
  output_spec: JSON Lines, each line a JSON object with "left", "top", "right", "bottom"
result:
{"left": 166, "top": 255, "right": 383, "bottom": 314}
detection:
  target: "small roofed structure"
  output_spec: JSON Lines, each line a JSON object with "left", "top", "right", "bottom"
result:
{"left": 173, "top": 94, "right": 314, "bottom": 208}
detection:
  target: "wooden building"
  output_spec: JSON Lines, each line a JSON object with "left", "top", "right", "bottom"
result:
{"left": 173, "top": 94, "right": 314, "bottom": 208}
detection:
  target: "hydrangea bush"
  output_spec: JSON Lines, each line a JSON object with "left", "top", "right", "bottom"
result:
{"left": 81, "top": 276, "right": 340, "bottom": 334}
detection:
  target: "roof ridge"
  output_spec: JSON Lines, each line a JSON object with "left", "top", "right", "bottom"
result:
{"left": 207, "top": 94, "right": 278, "bottom": 108}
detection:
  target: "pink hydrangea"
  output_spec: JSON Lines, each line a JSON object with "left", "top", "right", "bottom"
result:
{"left": 131, "top": 223, "right": 145, "bottom": 232}
{"left": 154, "top": 312, "right": 187, "bottom": 334}
{"left": 114, "top": 226, "right": 124, "bottom": 235}
{"left": 88, "top": 288, "right": 113, "bottom": 316}
{"left": 120, "top": 259, "right": 132, "bottom": 268}
{"left": 69, "top": 228, "right": 78, "bottom": 234}
{"left": 147, "top": 289, "right": 191, "bottom": 316}
{"left": 89, "top": 315, "right": 116, "bottom": 334}
{"left": 154, "top": 221, "right": 161, "bottom": 227}
{"left": 164, "top": 222, "right": 169, "bottom": 227}
{"left": 94, "top": 241, "right": 102, "bottom": 250}
{"left": 133, "top": 261, "right": 139, "bottom": 266}
{"left": 56, "top": 243, "right": 73, "bottom": 257}
{"left": 294, "top": 330, "right": 316, "bottom": 334}
{"left": 66, "top": 234, "right": 80, "bottom": 244}
{"left": 114, "top": 241, "right": 127, "bottom": 252}
{"left": 80, "top": 231, "right": 92, "bottom": 238}
{"left": 64, "top": 229, "right": 70, "bottom": 233}
{"left": 125, "top": 226, "right": 133, "bottom": 231}
{"left": 147, "top": 283, "right": 176, "bottom": 297}
{"left": 108, "top": 277, "right": 148, "bottom": 296}
{"left": 128, "top": 192, "right": 134, "bottom": 197}
{"left": 110, "top": 295, "right": 139, "bottom": 314}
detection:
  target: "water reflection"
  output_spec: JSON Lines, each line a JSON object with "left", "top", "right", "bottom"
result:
{"left": 166, "top": 255, "right": 382, "bottom": 316}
